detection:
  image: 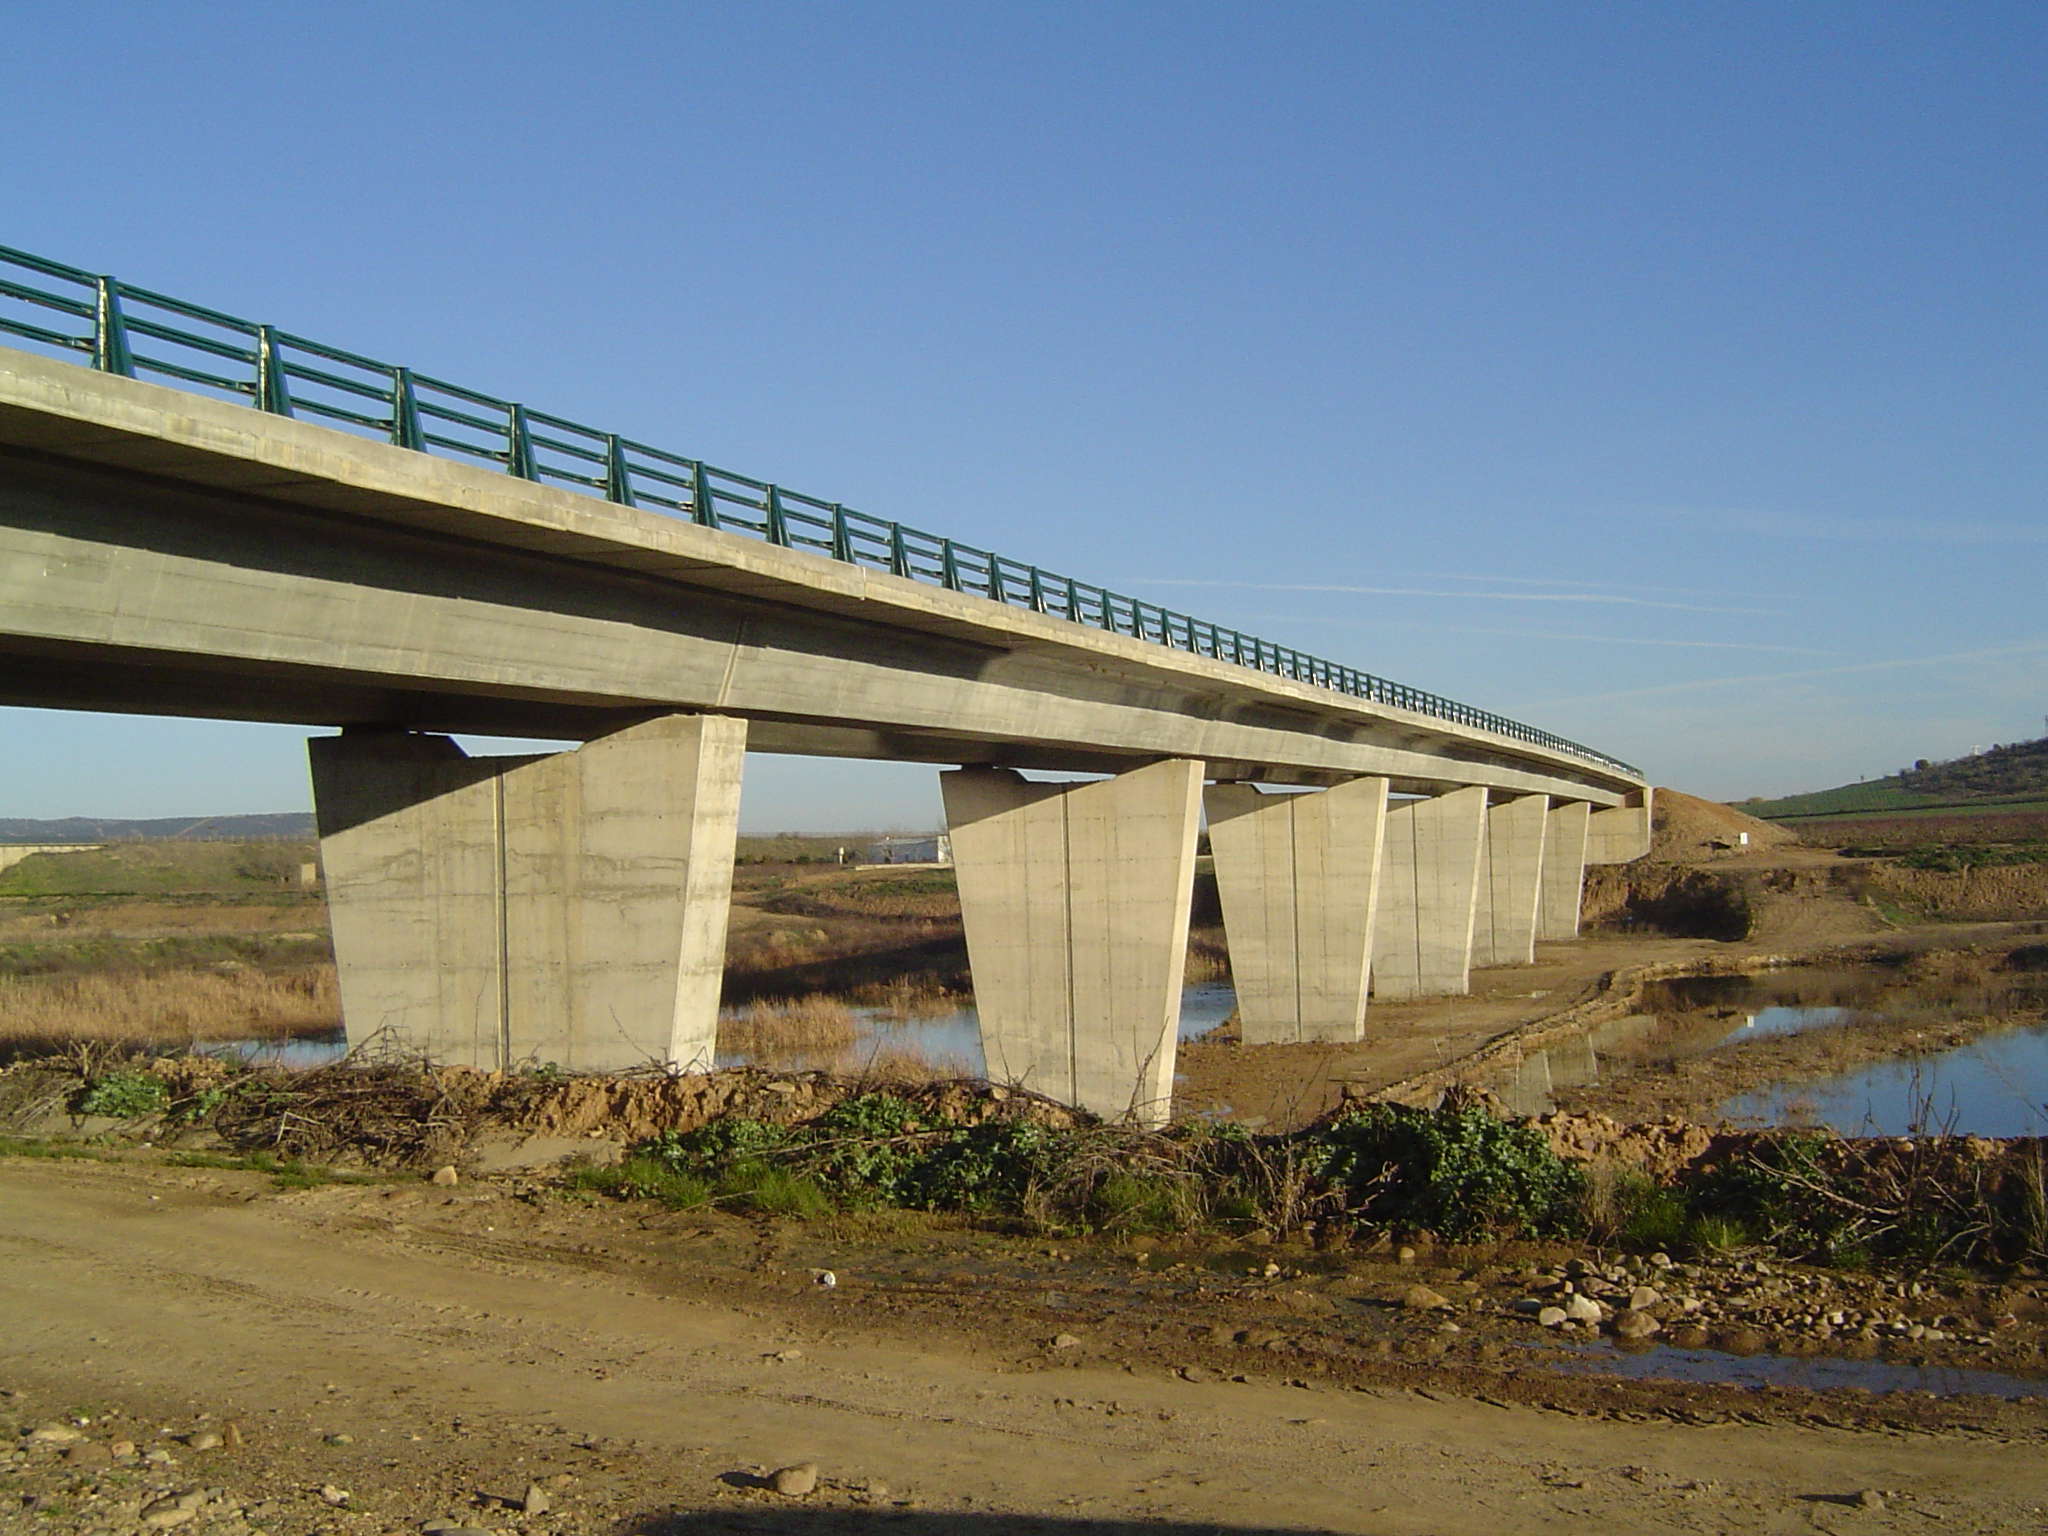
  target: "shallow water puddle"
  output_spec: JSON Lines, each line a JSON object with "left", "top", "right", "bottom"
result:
{"left": 1552, "top": 1337, "right": 2048, "bottom": 1401}
{"left": 1488, "top": 965, "right": 2048, "bottom": 1129}
{"left": 1722, "top": 1021, "right": 2048, "bottom": 1136}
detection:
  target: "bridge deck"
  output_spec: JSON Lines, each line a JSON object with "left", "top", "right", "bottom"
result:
{"left": 1, "top": 350, "right": 1640, "bottom": 803}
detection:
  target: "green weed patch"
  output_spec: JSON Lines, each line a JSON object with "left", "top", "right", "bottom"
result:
{"left": 564, "top": 1094, "right": 2048, "bottom": 1270}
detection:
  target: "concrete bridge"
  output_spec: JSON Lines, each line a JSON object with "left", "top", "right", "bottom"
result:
{"left": 0, "top": 249, "right": 1649, "bottom": 1122}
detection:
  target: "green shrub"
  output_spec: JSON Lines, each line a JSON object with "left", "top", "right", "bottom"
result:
{"left": 803, "top": 1093, "right": 931, "bottom": 1207}
{"left": 1685, "top": 1213, "right": 1754, "bottom": 1256}
{"left": 1088, "top": 1170, "right": 1187, "bottom": 1234}
{"left": 719, "top": 1163, "right": 832, "bottom": 1219}
{"left": 1312, "top": 1103, "right": 1584, "bottom": 1241}
{"left": 73, "top": 1070, "right": 169, "bottom": 1118}
{"left": 568, "top": 1155, "right": 712, "bottom": 1210}
{"left": 905, "top": 1121, "right": 1067, "bottom": 1213}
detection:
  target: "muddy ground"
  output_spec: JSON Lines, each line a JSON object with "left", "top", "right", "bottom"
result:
{"left": 3, "top": 1155, "right": 2046, "bottom": 1536}
{"left": 9, "top": 803, "right": 2048, "bottom": 1532}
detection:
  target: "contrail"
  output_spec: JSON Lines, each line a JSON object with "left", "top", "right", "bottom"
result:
{"left": 1127, "top": 577, "right": 1774, "bottom": 617}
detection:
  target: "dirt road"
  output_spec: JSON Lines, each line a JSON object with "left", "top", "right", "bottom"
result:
{"left": 4, "top": 1157, "right": 2044, "bottom": 1536}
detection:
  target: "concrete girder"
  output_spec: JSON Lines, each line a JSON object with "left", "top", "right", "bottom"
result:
{"left": 0, "top": 352, "right": 1645, "bottom": 805}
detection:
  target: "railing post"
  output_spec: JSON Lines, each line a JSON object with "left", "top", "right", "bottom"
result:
{"left": 93, "top": 277, "right": 134, "bottom": 377}
{"left": 391, "top": 367, "right": 425, "bottom": 451}
{"left": 1028, "top": 567, "right": 1047, "bottom": 613}
{"left": 255, "top": 326, "right": 293, "bottom": 416}
{"left": 604, "top": 435, "right": 634, "bottom": 506}
{"left": 988, "top": 557, "right": 1006, "bottom": 604}
{"left": 690, "top": 462, "right": 721, "bottom": 529}
{"left": 889, "top": 525, "right": 910, "bottom": 577}
{"left": 939, "top": 539, "right": 962, "bottom": 591}
{"left": 765, "top": 485, "right": 790, "bottom": 547}
{"left": 829, "top": 504, "right": 853, "bottom": 563}
{"left": 507, "top": 404, "right": 539, "bottom": 480}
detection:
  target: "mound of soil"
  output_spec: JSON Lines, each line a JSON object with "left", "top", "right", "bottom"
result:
{"left": 1648, "top": 788, "right": 1800, "bottom": 863}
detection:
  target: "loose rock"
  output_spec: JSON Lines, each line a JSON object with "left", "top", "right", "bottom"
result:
{"left": 770, "top": 1461, "right": 820, "bottom": 1497}
{"left": 1614, "top": 1309, "right": 1662, "bottom": 1340}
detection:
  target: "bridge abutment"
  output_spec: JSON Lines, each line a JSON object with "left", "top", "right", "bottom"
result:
{"left": 1587, "top": 789, "right": 1656, "bottom": 864}
{"left": 1204, "top": 777, "right": 1387, "bottom": 1044}
{"left": 941, "top": 761, "right": 1202, "bottom": 1126}
{"left": 310, "top": 714, "right": 745, "bottom": 1072}
{"left": 1369, "top": 786, "right": 1488, "bottom": 1000}
{"left": 1471, "top": 793, "right": 1549, "bottom": 968}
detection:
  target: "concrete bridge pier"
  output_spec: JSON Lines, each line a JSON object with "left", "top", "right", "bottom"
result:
{"left": 1369, "top": 785, "right": 1488, "bottom": 1000}
{"left": 941, "top": 760, "right": 1203, "bottom": 1127}
{"left": 1471, "top": 792, "right": 1549, "bottom": 968}
{"left": 1537, "top": 799, "right": 1593, "bottom": 941}
{"left": 309, "top": 714, "right": 746, "bottom": 1073}
{"left": 1204, "top": 777, "right": 1388, "bottom": 1044}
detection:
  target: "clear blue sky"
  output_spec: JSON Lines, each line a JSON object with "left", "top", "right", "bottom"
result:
{"left": 4, "top": 1, "right": 2043, "bottom": 829}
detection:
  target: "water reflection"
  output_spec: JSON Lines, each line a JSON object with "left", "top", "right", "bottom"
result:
{"left": 716, "top": 982, "right": 1239, "bottom": 1077}
{"left": 1723, "top": 1023, "right": 2048, "bottom": 1137}
{"left": 209, "top": 1028, "right": 350, "bottom": 1069}
{"left": 1482, "top": 965, "right": 2048, "bottom": 1135}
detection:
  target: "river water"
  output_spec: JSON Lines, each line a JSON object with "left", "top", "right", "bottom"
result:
{"left": 715, "top": 982, "right": 1240, "bottom": 1075}
{"left": 1483, "top": 966, "right": 2048, "bottom": 1136}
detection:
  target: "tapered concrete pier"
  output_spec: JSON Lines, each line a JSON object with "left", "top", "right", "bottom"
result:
{"left": 941, "top": 761, "right": 1202, "bottom": 1126}
{"left": 1471, "top": 793, "right": 1549, "bottom": 968}
{"left": 310, "top": 714, "right": 746, "bottom": 1072}
{"left": 1205, "top": 777, "right": 1388, "bottom": 1044}
{"left": 1370, "top": 786, "right": 1488, "bottom": 1000}
{"left": 1538, "top": 798, "right": 1593, "bottom": 941}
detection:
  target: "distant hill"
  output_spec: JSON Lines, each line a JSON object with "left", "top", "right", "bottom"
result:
{"left": 0, "top": 812, "right": 315, "bottom": 843}
{"left": 1740, "top": 737, "right": 2048, "bottom": 821}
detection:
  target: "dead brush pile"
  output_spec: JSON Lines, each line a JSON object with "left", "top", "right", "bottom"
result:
{"left": 178, "top": 1059, "right": 1068, "bottom": 1165}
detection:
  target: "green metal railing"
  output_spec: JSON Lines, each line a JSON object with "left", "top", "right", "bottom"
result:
{"left": 0, "top": 244, "right": 1639, "bottom": 779}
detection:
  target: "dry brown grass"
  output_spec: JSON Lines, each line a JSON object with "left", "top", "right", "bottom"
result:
{"left": 1185, "top": 925, "right": 1232, "bottom": 984}
{"left": 717, "top": 996, "right": 862, "bottom": 1058}
{"left": 841, "top": 1036, "right": 978, "bottom": 1085}
{"left": 1867, "top": 863, "right": 2048, "bottom": 919}
{"left": 0, "top": 965, "right": 339, "bottom": 1055}
{"left": 715, "top": 995, "right": 980, "bottom": 1082}
{"left": 848, "top": 977, "right": 968, "bottom": 1019}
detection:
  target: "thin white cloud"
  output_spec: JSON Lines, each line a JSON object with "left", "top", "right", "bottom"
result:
{"left": 1665, "top": 508, "right": 2048, "bottom": 546}
{"left": 1408, "top": 570, "right": 1805, "bottom": 602}
{"left": 1130, "top": 577, "right": 1775, "bottom": 616}
{"left": 1546, "top": 637, "right": 2048, "bottom": 705}
{"left": 1224, "top": 615, "right": 1834, "bottom": 655}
